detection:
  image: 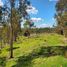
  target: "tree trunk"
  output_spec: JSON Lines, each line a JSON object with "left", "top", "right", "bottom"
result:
{"left": 10, "top": 1, "right": 14, "bottom": 58}
{"left": 0, "top": 39, "right": 3, "bottom": 49}
{"left": 10, "top": 26, "right": 13, "bottom": 58}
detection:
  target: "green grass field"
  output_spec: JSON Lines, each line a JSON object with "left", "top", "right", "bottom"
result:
{"left": 0, "top": 33, "right": 67, "bottom": 67}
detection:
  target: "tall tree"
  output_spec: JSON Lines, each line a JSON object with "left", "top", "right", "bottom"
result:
{"left": 9, "top": 0, "right": 31, "bottom": 58}
{"left": 55, "top": 0, "right": 67, "bottom": 35}
{"left": 0, "top": 0, "right": 31, "bottom": 58}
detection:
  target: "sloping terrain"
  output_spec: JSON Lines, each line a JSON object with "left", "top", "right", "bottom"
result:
{"left": 0, "top": 33, "right": 67, "bottom": 67}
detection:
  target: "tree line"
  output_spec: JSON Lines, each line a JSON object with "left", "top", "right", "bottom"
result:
{"left": 0, "top": 0, "right": 31, "bottom": 58}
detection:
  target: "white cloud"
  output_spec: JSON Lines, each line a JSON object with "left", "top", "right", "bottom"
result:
{"left": 36, "top": 23, "right": 51, "bottom": 28}
{"left": 52, "top": 17, "right": 55, "bottom": 21}
{"left": 26, "top": 5, "right": 38, "bottom": 14}
{"left": 0, "top": 0, "right": 3, "bottom": 7}
{"left": 21, "top": 18, "right": 26, "bottom": 28}
{"left": 49, "top": 0, "right": 59, "bottom": 2}
{"left": 52, "top": 17, "right": 56, "bottom": 21}
{"left": 31, "top": 18, "right": 43, "bottom": 22}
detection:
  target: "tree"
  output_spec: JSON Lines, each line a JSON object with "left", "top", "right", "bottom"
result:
{"left": 55, "top": 0, "right": 67, "bottom": 36}
{"left": 0, "top": 0, "right": 31, "bottom": 58}
{"left": 9, "top": 0, "right": 31, "bottom": 58}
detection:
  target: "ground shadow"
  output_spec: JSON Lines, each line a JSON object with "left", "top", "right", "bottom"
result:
{"left": 6, "top": 47, "right": 19, "bottom": 51}
{"left": 0, "top": 57, "right": 6, "bottom": 67}
{"left": 12, "top": 46, "right": 67, "bottom": 67}
{"left": 12, "top": 53, "right": 35, "bottom": 67}
{"left": 0, "top": 50, "right": 2, "bottom": 54}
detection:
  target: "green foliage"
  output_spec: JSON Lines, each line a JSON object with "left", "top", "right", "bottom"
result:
{"left": 24, "top": 20, "right": 30, "bottom": 28}
{"left": 32, "top": 56, "right": 67, "bottom": 67}
{"left": 55, "top": 0, "right": 67, "bottom": 37}
{"left": 0, "top": 57, "right": 6, "bottom": 67}
{"left": 55, "top": 0, "right": 67, "bottom": 26}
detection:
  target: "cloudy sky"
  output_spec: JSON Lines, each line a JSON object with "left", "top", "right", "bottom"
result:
{"left": 28, "top": 0, "right": 57, "bottom": 28}
{"left": 0, "top": 0, "right": 57, "bottom": 28}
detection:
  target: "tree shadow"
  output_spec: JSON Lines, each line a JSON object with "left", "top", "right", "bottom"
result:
{"left": 12, "top": 46, "right": 67, "bottom": 67}
{"left": 0, "top": 57, "right": 6, "bottom": 67}
{"left": 6, "top": 47, "right": 19, "bottom": 51}
{"left": 0, "top": 50, "right": 2, "bottom": 54}
{"left": 12, "top": 53, "right": 35, "bottom": 67}
{"left": 37, "top": 46, "right": 65, "bottom": 57}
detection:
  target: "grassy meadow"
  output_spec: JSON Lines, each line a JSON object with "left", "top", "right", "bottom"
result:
{"left": 0, "top": 33, "right": 67, "bottom": 67}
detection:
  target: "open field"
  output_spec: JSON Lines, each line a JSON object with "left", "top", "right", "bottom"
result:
{"left": 0, "top": 33, "right": 67, "bottom": 67}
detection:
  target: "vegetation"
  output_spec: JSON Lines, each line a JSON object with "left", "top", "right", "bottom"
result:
{"left": 55, "top": 0, "right": 67, "bottom": 37}
{"left": 0, "top": 0, "right": 31, "bottom": 58}
{"left": 0, "top": 0, "right": 67, "bottom": 67}
{"left": 0, "top": 33, "right": 67, "bottom": 67}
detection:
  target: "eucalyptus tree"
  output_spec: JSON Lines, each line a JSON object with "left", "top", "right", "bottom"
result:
{"left": 0, "top": 0, "right": 31, "bottom": 58}
{"left": 55, "top": 0, "right": 67, "bottom": 35}
{"left": 9, "top": 0, "right": 31, "bottom": 58}
{"left": 0, "top": 1, "right": 8, "bottom": 49}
